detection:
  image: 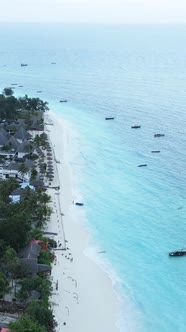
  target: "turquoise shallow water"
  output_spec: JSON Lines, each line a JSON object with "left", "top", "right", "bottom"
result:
{"left": 0, "top": 23, "right": 186, "bottom": 331}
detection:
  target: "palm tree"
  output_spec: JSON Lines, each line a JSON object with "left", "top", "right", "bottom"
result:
{"left": 19, "top": 163, "right": 28, "bottom": 181}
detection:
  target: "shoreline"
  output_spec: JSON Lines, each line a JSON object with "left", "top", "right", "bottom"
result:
{"left": 45, "top": 109, "right": 120, "bottom": 332}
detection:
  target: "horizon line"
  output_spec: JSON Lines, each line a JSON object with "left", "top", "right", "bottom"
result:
{"left": 0, "top": 21, "right": 186, "bottom": 25}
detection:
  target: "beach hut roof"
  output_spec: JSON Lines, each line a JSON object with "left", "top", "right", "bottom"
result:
{"left": 10, "top": 188, "right": 24, "bottom": 196}
{"left": 0, "top": 127, "right": 10, "bottom": 138}
{"left": 7, "top": 136, "right": 20, "bottom": 149}
{"left": 17, "top": 242, "right": 40, "bottom": 259}
{"left": 16, "top": 118, "right": 26, "bottom": 127}
{"left": 14, "top": 126, "right": 32, "bottom": 140}
{"left": 19, "top": 258, "right": 51, "bottom": 275}
{"left": 7, "top": 162, "right": 20, "bottom": 171}
{"left": 19, "top": 258, "right": 39, "bottom": 274}
{"left": 17, "top": 140, "right": 30, "bottom": 153}
{"left": 0, "top": 132, "right": 8, "bottom": 146}
{"left": 30, "top": 179, "right": 45, "bottom": 188}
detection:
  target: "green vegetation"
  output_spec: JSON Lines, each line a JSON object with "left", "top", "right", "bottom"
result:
{"left": 10, "top": 314, "right": 47, "bottom": 332}
{"left": 26, "top": 300, "right": 53, "bottom": 329}
{"left": 0, "top": 89, "right": 56, "bottom": 331}
{"left": 0, "top": 271, "right": 9, "bottom": 298}
{"left": 17, "top": 275, "right": 52, "bottom": 303}
{"left": 0, "top": 89, "right": 48, "bottom": 120}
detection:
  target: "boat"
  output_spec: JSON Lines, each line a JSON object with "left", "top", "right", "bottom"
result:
{"left": 154, "top": 134, "right": 165, "bottom": 137}
{"left": 138, "top": 164, "right": 147, "bottom": 167}
{"left": 60, "top": 100, "right": 67, "bottom": 103}
{"left": 131, "top": 125, "right": 141, "bottom": 129}
{"left": 21, "top": 63, "right": 28, "bottom": 67}
{"left": 37, "top": 91, "right": 42, "bottom": 93}
{"left": 51, "top": 62, "right": 56, "bottom": 64}
{"left": 105, "top": 117, "right": 115, "bottom": 120}
{"left": 151, "top": 150, "right": 160, "bottom": 153}
{"left": 169, "top": 249, "right": 186, "bottom": 257}
{"left": 75, "top": 202, "right": 84, "bottom": 206}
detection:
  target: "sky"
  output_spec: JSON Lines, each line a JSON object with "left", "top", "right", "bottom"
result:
{"left": 0, "top": 0, "right": 186, "bottom": 23}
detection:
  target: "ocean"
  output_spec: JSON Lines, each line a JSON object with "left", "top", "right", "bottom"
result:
{"left": 0, "top": 23, "right": 186, "bottom": 332}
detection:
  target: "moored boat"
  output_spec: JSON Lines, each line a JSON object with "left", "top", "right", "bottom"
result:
{"left": 131, "top": 125, "right": 141, "bottom": 129}
{"left": 154, "top": 134, "right": 165, "bottom": 137}
{"left": 138, "top": 164, "right": 147, "bottom": 167}
{"left": 169, "top": 249, "right": 186, "bottom": 257}
{"left": 105, "top": 117, "right": 115, "bottom": 120}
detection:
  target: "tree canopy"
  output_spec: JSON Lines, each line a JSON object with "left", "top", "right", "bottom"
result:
{"left": 10, "top": 314, "right": 47, "bottom": 332}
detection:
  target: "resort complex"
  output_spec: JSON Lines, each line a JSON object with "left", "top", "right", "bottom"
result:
{"left": 0, "top": 88, "right": 57, "bottom": 331}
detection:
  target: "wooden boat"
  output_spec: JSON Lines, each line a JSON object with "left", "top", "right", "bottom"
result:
{"left": 75, "top": 202, "right": 84, "bottom": 206}
{"left": 51, "top": 62, "right": 56, "bottom": 64}
{"left": 154, "top": 134, "right": 165, "bottom": 137}
{"left": 21, "top": 63, "right": 28, "bottom": 67}
{"left": 105, "top": 117, "right": 115, "bottom": 120}
{"left": 131, "top": 125, "right": 141, "bottom": 129}
{"left": 60, "top": 100, "right": 67, "bottom": 103}
{"left": 138, "top": 164, "right": 147, "bottom": 167}
{"left": 37, "top": 91, "right": 42, "bottom": 93}
{"left": 169, "top": 249, "right": 186, "bottom": 257}
{"left": 151, "top": 151, "right": 160, "bottom": 153}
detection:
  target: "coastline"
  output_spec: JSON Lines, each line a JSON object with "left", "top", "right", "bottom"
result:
{"left": 45, "top": 109, "right": 120, "bottom": 332}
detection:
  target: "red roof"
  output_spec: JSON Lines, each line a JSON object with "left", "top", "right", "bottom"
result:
{"left": 31, "top": 239, "right": 41, "bottom": 244}
{"left": 41, "top": 242, "right": 48, "bottom": 251}
{"left": 31, "top": 239, "right": 48, "bottom": 251}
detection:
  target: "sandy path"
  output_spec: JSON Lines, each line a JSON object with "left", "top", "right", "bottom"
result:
{"left": 44, "top": 110, "right": 119, "bottom": 332}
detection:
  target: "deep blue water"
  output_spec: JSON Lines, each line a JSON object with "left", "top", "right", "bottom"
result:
{"left": 0, "top": 23, "right": 186, "bottom": 332}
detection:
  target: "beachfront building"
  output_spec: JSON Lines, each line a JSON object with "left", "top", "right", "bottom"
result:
{"left": 16, "top": 139, "right": 32, "bottom": 159}
{"left": 0, "top": 132, "right": 8, "bottom": 148}
{"left": 0, "top": 160, "right": 32, "bottom": 182}
{"left": 9, "top": 183, "right": 35, "bottom": 203}
{"left": 14, "top": 127, "right": 32, "bottom": 143}
{"left": 17, "top": 242, "right": 51, "bottom": 276}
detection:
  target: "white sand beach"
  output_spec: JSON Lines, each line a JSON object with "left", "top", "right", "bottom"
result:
{"left": 44, "top": 110, "right": 119, "bottom": 332}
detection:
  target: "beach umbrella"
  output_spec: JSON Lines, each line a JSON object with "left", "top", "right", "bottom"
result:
{"left": 48, "top": 171, "right": 54, "bottom": 176}
{"left": 47, "top": 170, "right": 54, "bottom": 173}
